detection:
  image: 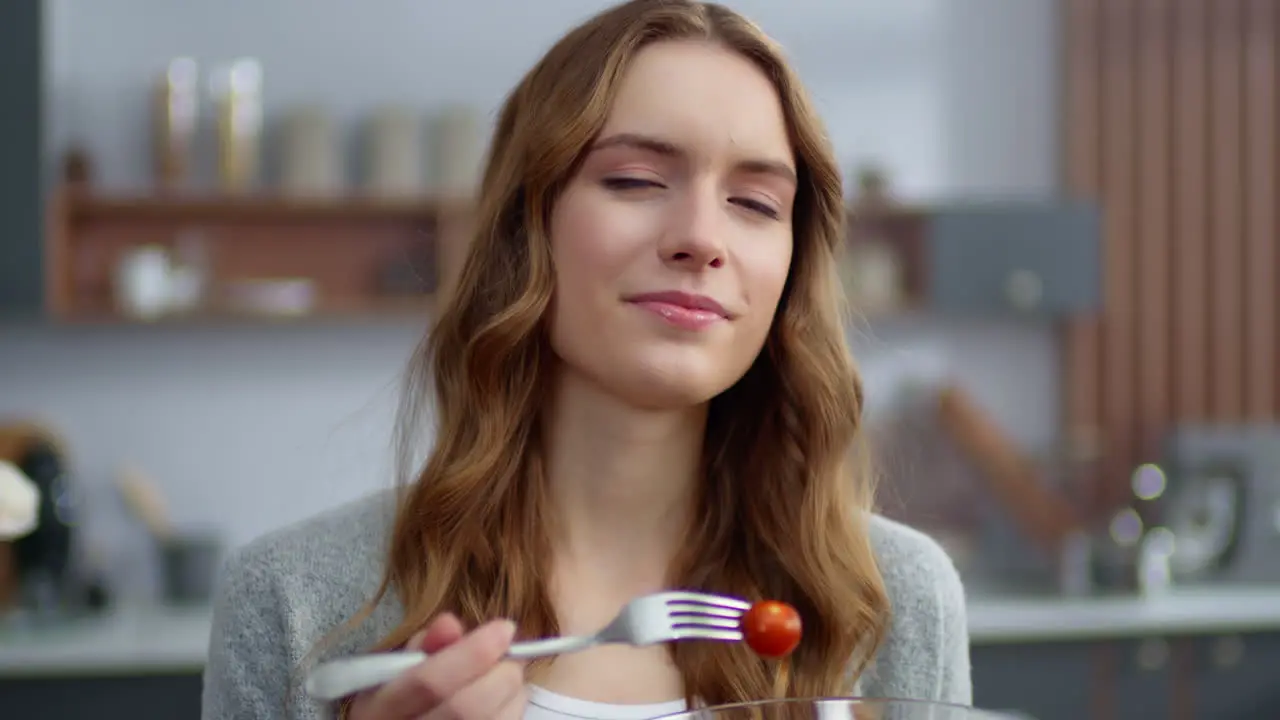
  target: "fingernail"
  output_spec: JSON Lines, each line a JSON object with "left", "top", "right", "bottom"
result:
{"left": 498, "top": 619, "right": 517, "bottom": 642}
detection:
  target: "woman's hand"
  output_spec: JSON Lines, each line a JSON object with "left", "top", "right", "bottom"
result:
{"left": 346, "top": 614, "right": 526, "bottom": 719}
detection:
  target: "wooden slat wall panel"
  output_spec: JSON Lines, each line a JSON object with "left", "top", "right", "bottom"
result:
{"left": 1208, "top": 0, "right": 1246, "bottom": 422}
{"left": 1170, "top": 0, "right": 1211, "bottom": 426}
{"left": 1099, "top": 0, "right": 1138, "bottom": 511}
{"left": 1243, "top": 0, "right": 1277, "bottom": 420}
{"left": 1062, "top": 0, "right": 1104, "bottom": 509}
{"left": 1135, "top": 0, "right": 1172, "bottom": 468}
{"left": 1062, "top": 0, "right": 1280, "bottom": 515}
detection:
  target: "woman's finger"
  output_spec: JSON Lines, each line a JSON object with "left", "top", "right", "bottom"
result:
{"left": 362, "top": 619, "right": 516, "bottom": 718}
{"left": 349, "top": 614, "right": 470, "bottom": 719}
{"left": 421, "top": 660, "right": 524, "bottom": 720}
{"left": 414, "top": 613, "right": 466, "bottom": 653}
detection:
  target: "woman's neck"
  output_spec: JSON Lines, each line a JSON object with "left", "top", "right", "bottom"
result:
{"left": 541, "top": 368, "right": 706, "bottom": 588}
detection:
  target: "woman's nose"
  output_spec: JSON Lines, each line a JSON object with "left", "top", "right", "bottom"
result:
{"left": 658, "top": 190, "right": 726, "bottom": 270}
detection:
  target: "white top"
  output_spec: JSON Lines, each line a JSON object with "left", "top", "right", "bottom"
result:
{"left": 525, "top": 686, "right": 687, "bottom": 720}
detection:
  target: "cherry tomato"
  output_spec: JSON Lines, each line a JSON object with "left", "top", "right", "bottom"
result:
{"left": 740, "top": 600, "right": 802, "bottom": 658}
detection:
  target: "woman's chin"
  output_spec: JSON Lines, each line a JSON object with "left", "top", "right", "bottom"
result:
{"left": 606, "top": 359, "right": 737, "bottom": 411}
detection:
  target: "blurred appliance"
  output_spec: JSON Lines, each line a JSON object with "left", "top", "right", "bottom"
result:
{"left": 0, "top": 460, "right": 39, "bottom": 540}
{"left": 117, "top": 465, "right": 224, "bottom": 605}
{"left": 936, "top": 385, "right": 1083, "bottom": 554}
{"left": 1156, "top": 424, "right": 1280, "bottom": 584}
{"left": 0, "top": 423, "right": 79, "bottom": 612}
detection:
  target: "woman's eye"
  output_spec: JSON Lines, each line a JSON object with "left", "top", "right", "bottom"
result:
{"left": 602, "top": 177, "right": 663, "bottom": 191}
{"left": 731, "top": 197, "right": 780, "bottom": 220}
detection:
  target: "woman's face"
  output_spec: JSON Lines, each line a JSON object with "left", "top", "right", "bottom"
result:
{"left": 547, "top": 40, "right": 797, "bottom": 410}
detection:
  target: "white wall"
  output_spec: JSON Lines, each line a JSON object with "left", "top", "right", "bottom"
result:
{"left": 43, "top": 0, "right": 1058, "bottom": 198}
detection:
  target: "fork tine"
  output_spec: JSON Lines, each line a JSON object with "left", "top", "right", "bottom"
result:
{"left": 671, "top": 615, "right": 742, "bottom": 630}
{"left": 660, "top": 591, "right": 751, "bottom": 612}
{"left": 672, "top": 627, "right": 743, "bottom": 642}
{"left": 667, "top": 602, "right": 742, "bottom": 619}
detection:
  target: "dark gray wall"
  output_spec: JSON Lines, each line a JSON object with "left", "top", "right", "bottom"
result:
{"left": 0, "top": 1, "right": 43, "bottom": 313}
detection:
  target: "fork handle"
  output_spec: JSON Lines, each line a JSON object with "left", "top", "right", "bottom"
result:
{"left": 305, "top": 651, "right": 428, "bottom": 701}
{"left": 508, "top": 635, "right": 595, "bottom": 658}
{"left": 305, "top": 636, "right": 599, "bottom": 702}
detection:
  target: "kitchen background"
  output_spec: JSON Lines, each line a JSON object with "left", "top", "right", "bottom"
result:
{"left": 1, "top": 1, "right": 1278, "bottom": 719}
{"left": 7, "top": 0, "right": 1062, "bottom": 583}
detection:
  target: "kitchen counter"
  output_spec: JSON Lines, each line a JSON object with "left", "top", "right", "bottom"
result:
{"left": 968, "top": 584, "right": 1280, "bottom": 643}
{"left": 3, "top": 586, "right": 1280, "bottom": 676}
{"left": 0, "top": 606, "right": 211, "bottom": 677}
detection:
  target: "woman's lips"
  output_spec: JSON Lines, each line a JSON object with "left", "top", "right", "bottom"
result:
{"left": 631, "top": 300, "right": 726, "bottom": 330}
{"left": 624, "top": 291, "right": 730, "bottom": 331}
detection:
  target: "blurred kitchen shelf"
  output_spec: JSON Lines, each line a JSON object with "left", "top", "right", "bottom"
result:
{"left": 56, "top": 296, "right": 438, "bottom": 326}
{"left": 45, "top": 187, "right": 475, "bottom": 324}
{"left": 844, "top": 199, "right": 1102, "bottom": 318}
{"left": 64, "top": 193, "right": 470, "bottom": 222}
{"left": 40, "top": 187, "right": 1100, "bottom": 325}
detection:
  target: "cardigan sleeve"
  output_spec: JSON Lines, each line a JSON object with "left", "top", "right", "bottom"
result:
{"left": 858, "top": 515, "right": 974, "bottom": 705}
{"left": 202, "top": 548, "right": 295, "bottom": 720}
{"left": 932, "top": 549, "right": 973, "bottom": 705}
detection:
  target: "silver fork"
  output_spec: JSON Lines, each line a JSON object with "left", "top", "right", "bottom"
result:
{"left": 304, "top": 590, "right": 749, "bottom": 702}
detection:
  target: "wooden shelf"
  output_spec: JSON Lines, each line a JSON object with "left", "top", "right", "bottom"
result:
{"left": 45, "top": 188, "right": 476, "bottom": 324}
{"left": 63, "top": 192, "right": 469, "bottom": 223}
{"left": 43, "top": 190, "right": 1094, "bottom": 325}
{"left": 56, "top": 296, "right": 437, "bottom": 326}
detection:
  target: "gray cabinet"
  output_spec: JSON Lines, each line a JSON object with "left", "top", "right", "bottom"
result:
{"left": 1191, "top": 632, "right": 1280, "bottom": 719}
{"left": 1114, "top": 638, "right": 1175, "bottom": 719}
{"left": 973, "top": 632, "right": 1280, "bottom": 720}
{"left": 0, "top": 0, "right": 45, "bottom": 318}
{"left": 925, "top": 200, "right": 1101, "bottom": 317}
{"left": 0, "top": 673, "right": 202, "bottom": 720}
{"left": 972, "top": 641, "right": 1095, "bottom": 720}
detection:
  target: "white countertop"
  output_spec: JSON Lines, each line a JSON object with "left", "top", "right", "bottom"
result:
{"left": 0, "top": 605, "right": 212, "bottom": 677}
{"left": 3, "top": 586, "right": 1280, "bottom": 677}
{"left": 968, "top": 585, "right": 1280, "bottom": 643}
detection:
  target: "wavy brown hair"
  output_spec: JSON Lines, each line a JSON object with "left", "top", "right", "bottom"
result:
{"left": 355, "top": 0, "right": 889, "bottom": 706}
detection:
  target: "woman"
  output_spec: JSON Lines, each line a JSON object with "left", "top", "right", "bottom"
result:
{"left": 203, "top": 1, "right": 970, "bottom": 718}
